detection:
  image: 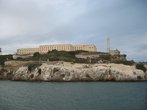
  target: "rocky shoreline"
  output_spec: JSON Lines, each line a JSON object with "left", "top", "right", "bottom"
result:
{"left": 0, "top": 62, "right": 147, "bottom": 81}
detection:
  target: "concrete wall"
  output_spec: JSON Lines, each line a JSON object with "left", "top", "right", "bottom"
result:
{"left": 17, "top": 48, "right": 39, "bottom": 55}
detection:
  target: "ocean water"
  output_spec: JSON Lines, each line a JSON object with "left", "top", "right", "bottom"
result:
{"left": 0, "top": 81, "right": 146, "bottom": 110}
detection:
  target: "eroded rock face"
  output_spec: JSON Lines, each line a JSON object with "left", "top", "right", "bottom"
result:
{"left": 12, "top": 63, "right": 146, "bottom": 81}
{"left": 0, "top": 68, "right": 13, "bottom": 80}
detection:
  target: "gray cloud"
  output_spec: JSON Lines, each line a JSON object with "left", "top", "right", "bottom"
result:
{"left": 0, "top": 0, "right": 147, "bottom": 61}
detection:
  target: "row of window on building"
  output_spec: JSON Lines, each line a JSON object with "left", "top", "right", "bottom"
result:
{"left": 17, "top": 44, "right": 97, "bottom": 55}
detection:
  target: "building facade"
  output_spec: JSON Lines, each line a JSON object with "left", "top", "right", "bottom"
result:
{"left": 109, "top": 49, "right": 120, "bottom": 55}
{"left": 16, "top": 44, "right": 97, "bottom": 55}
{"left": 17, "top": 48, "right": 39, "bottom": 55}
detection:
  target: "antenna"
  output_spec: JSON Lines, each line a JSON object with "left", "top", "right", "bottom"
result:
{"left": 107, "top": 38, "right": 110, "bottom": 52}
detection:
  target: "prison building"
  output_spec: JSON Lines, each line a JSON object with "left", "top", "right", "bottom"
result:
{"left": 16, "top": 44, "right": 97, "bottom": 55}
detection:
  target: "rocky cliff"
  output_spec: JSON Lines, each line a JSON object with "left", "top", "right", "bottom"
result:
{"left": 8, "top": 62, "right": 146, "bottom": 81}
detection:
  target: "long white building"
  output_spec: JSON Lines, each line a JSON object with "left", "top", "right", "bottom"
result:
{"left": 17, "top": 44, "right": 97, "bottom": 55}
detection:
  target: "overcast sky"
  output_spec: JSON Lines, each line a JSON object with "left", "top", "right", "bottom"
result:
{"left": 0, "top": 0, "right": 147, "bottom": 61}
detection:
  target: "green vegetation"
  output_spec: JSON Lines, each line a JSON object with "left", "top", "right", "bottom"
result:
{"left": 27, "top": 63, "right": 41, "bottom": 72}
{"left": 31, "top": 50, "right": 76, "bottom": 62}
{"left": 99, "top": 54, "right": 111, "bottom": 61}
{"left": 0, "top": 55, "right": 13, "bottom": 66}
{"left": 135, "top": 63, "right": 146, "bottom": 72}
{"left": 112, "top": 60, "right": 135, "bottom": 66}
{"left": 13, "top": 50, "right": 129, "bottom": 64}
{"left": 75, "top": 57, "right": 99, "bottom": 64}
{"left": 9, "top": 50, "right": 144, "bottom": 67}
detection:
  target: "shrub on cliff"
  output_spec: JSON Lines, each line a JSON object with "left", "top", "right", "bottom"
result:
{"left": 31, "top": 50, "right": 76, "bottom": 62}
{"left": 112, "top": 60, "right": 135, "bottom": 66}
{"left": 27, "top": 63, "right": 41, "bottom": 72}
{"left": 0, "top": 55, "right": 13, "bottom": 66}
{"left": 99, "top": 55, "right": 111, "bottom": 61}
{"left": 33, "top": 52, "right": 40, "bottom": 58}
{"left": 136, "top": 63, "right": 146, "bottom": 72}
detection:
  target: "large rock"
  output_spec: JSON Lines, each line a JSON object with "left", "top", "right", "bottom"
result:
{"left": 12, "top": 63, "right": 146, "bottom": 81}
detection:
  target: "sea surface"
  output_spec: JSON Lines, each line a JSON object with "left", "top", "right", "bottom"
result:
{"left": 0, "top": 81, "right": 147, "bottom": 110}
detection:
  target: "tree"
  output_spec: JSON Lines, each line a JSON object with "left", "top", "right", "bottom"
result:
{"left": 136, "top": 63, "right": 146, "bottom": 72}
{"left": 0, "top": 55, "right": 13, "bottom": 66}
{"left": 33, "top": 52, "right": 40, "bottom": 57}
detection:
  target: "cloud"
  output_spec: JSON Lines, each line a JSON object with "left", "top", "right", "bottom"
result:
{"left": 0, "top": 0, "right": 87, "bottom": 39}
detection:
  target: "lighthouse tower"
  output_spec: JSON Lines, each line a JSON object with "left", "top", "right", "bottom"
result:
{"left": 107, "top": 38, "right": 110, "bottom": 53}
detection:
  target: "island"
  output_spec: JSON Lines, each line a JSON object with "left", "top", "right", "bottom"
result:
{"left": 0, "top": 48, "right": 147, "bottom": 81}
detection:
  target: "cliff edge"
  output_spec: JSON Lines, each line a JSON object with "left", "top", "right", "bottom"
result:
{"left": 9, "top": 62, "right": 146, "bottom": 81}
